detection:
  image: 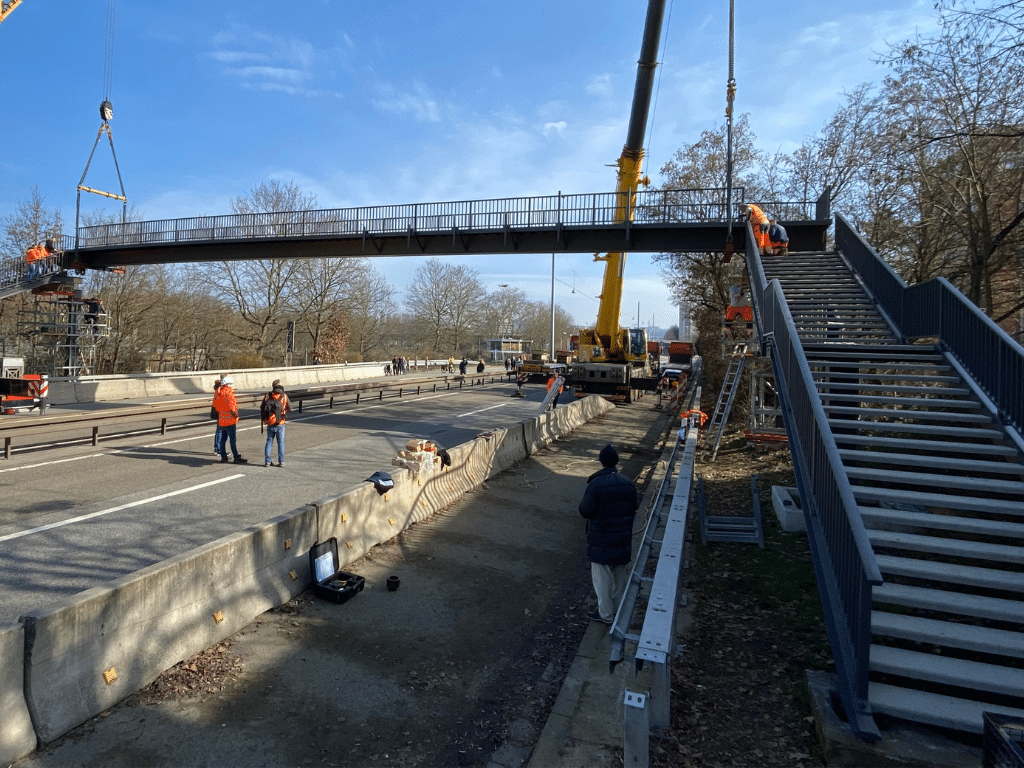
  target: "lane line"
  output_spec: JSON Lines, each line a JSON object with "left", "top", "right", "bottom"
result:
{"left": 457, "top": 402, "right": 513, "bottom": 417}
{"left": 1, "top": 388, "right": 516, "bottom": 471}
{"left": 0, "top": 474, "right": 245, "bottom": 543}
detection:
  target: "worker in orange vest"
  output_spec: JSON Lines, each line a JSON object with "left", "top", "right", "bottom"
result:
{"left": 739, "top": 204, "right": 770, "bottom": 253}
{"left": 212, "top": 376, "right": 248, "bottom": 464}
{"left": 766, "top": 219, "right": 789, "bottom": 257}
{"left": 24, "top": 239, "right": 56, "bottom": 281}
{"left": 546, "top": 374, "right": 564, "bottom": 408}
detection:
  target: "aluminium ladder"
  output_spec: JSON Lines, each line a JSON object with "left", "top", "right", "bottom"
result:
{"left": 702, "top": 342, "right": 747, "bottom": 462}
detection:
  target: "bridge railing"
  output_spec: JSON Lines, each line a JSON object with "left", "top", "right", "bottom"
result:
{"left": 746, "top": 223, "right": 883, "bottom": 742}
{"left": 70, "top": 188, "right": 824, "bottom": 250}
{"left": 836, "top": 213, "right": 1024, "bottom": 435}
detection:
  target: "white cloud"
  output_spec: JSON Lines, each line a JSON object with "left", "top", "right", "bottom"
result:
{"left": 586, "top": 74, "right": 613, "bottom": 99}
{"left": 542, "top": 121, "right": 567, "bottom": 137}
{"left": 373, "top": 82, "right": 442, "bottom": 123}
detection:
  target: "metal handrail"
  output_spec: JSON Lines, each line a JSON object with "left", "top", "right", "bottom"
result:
{"left": 745, "top": 229, "right": 883, "bottom": 742}
{"left": 836, "top": 214, "right": 1024, "bottom": 434}
{"left": 64, "top": 188, "right": 821, "bottom": 251}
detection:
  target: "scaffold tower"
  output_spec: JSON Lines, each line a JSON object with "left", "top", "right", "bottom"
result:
{"left": 17, "top": 292, "right": 109, "bottom": 377}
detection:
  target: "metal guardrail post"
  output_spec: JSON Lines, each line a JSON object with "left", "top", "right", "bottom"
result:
{"left": 623, "top": 690, "right": 650, "bottom": 768}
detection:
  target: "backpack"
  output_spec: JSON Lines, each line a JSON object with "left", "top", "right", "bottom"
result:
{"left": 262, "top": 392, "right": 285, "bottom": 426}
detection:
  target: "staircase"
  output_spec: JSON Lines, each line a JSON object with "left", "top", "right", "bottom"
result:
{"left": 761, "top": 249, "right": 1024, "bottom": 734}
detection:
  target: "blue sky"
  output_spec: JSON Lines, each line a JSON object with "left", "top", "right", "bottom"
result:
{"left": 2, "top": 0, "right": 938, "bottom": 330}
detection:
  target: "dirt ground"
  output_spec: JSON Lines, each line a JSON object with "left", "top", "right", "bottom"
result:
{"left": 649, "top": 429, "right": 832, "bottom": 768}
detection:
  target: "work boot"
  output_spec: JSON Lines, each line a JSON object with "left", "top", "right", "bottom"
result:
{"left": 234, "top": 456, "right": 248, "bottom": 464}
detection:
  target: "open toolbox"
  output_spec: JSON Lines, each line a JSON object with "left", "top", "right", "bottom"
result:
{"left": 308, "top": 537, "right": 365, "bottom": 604}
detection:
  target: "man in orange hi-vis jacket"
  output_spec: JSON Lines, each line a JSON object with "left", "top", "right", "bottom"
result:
{"left": 212, "top": 376, "right": 248, "bottom": 464}
{"left": 24, "top": 239, "right": 56, "bottom": 281}
{"left": 739, "top": 203, "right": 770, "bottom": 253}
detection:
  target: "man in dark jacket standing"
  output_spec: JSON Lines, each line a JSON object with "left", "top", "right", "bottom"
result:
{"left": 578, "top": 444, "right": 639, "bottom": 624}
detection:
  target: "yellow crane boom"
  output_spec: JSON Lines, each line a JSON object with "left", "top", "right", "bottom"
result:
{"left": 0, "top": 0, "right": 22, "bottom": 25}
{"left": 571, "top": 0, "right": 666, "bottom": 402}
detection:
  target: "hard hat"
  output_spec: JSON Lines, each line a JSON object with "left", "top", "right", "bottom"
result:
{"left": 220, "top": 376, "right": 234, "bottom": 386}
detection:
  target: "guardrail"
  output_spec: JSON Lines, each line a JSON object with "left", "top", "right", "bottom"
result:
{"left": 745, "top": 221, "right": 883, "bottom": 742}
{"left": 70, "top": 189, "right": 749, "bottom": 249}
{"left": 836, "top": 213, "right": 1024, "bottom": 436}
{"left": 0, "top": 373, "right": 515, "bottom": 459}
{"left": 605, "top": 376, "right": 700, "bottom": 767}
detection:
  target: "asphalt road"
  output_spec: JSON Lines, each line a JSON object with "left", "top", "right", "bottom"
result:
{"left": 0, "top": 375, "right": 551, "bottom": 623}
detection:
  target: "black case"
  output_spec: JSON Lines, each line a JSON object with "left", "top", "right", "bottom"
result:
{"left": 308, "top": 538, "right": 365, "bottom": 604}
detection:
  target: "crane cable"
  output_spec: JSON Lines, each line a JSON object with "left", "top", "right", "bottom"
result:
{"left": 74, "top": 0, "right": 128, "bottom": 271}
{"left": 102, "top": 0, "right": 115, "bottom": 103}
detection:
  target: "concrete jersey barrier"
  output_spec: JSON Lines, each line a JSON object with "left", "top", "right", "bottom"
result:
{"left": 44, "top": 361, "right": 435, "bottom": 406}
{"left": 8, "top": 395, "right": 614, "bottom": 759}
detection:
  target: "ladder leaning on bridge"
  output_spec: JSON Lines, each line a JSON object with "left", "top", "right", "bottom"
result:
{"left": 701, "top": 342, "right": 747, "bottom": 462}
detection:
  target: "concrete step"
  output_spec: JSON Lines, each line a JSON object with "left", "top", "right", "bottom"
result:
{"left": 868, "top": 529, "right": 1024, "bottom": 564}
{"left": 820, "top": 394, "right": 981, "bottom": 410}
{"left": 854, "top": 486, "right": 1024, "bottom": 515}
{"left": 825, "top": 405, "right": 993, "bottom": 425}
{"left": 870, "top": 644, "right": 1024, "bottom": 696}
{"left": 875, "top": 554, "right": 1024, "bottom": 592}
{"left": 872, "top": 583, "right": 1024, "bottom": 623}
{"left": 859, "top": 507, "right": 1024, "bottom": 539}
{"left": 821, "top": 383, "right": 972, "bottom": 396}
{"left": 869, "top": 682, "right": 1024, "bottom": 733}
{"left": 835, "top": 434, "right": 1019, "bottom": 457}
{"left": 842, "top": 450, "right": 1024, "bottom": 476}
{"left": 848, "top": 466, "right": 1024, "bottom": 495}
{"left": 871, "top": 611, "right": 1024, "bottom": 656}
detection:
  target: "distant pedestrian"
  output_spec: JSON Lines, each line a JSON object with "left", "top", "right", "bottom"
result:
{"left": 578, "top": 444, "right": 639, "bottom": 624}
{"left": 476, "top": 359, "right": 485, "bottom": 374}
{"left": 212, "top": 376, "right": 248, "bottom": 464}
{"left": 260, "top": 379, "right": 290, "bottom": 467}
{"left": 459, "top": 357, "right": 468, "bottom": 375}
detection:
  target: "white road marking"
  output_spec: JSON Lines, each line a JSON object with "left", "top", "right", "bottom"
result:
{"left": 0, "top": 474, "right": 245, "bottom": 543}
{"left": 2, "top": 388, "right": 502, "bottom": 471}
{"left": 457, "top": 402, "right": 512, "bottom": 417}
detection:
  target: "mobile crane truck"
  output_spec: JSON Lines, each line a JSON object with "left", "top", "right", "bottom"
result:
{"left": 569, "top": 0, "right": 665, "bottom": 403}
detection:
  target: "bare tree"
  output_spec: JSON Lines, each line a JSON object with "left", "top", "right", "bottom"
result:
{"left": 289, "top": 257, "right": 365, "bottom": 359}
{"left": 344, "top": 264, "right": 396, "bottom": 361}
{"left": 405, "top": 259, "right": 487, "bottom": 356}
{"left": 207, "top": 180, "right": 317, "bottom": 360}
{"left": 876, "top": 12, "right": 1024, "bottom": 308}
{"left": 652, "top": 116, "right": 767, "bottom": 317}
{"left": 0, "top": 187, "right": 64, "bottom": 259}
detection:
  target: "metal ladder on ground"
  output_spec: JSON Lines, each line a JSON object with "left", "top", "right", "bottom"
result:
{"left": 702, "top": 342, "right": 747, "bottom": 462}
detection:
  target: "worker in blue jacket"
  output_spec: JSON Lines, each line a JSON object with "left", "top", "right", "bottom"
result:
{"left": 578, "top": 444, "right": 639, "bottom": 624}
